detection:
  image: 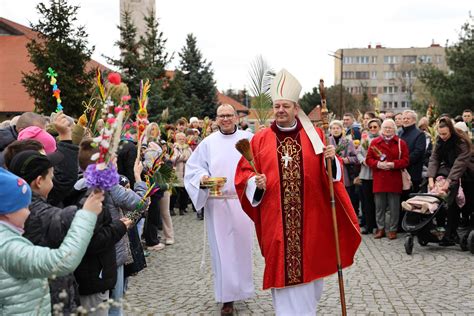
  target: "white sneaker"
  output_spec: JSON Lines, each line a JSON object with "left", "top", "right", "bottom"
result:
{"left": 165, "top": 239, "right": 174, "bottom": 245}
{"left": 148, "top": 243, "right": 165, "bottom": 251}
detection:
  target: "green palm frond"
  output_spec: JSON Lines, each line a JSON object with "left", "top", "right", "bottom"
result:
{"left": 249, "top": 56, "right": 275, "bottom": 124}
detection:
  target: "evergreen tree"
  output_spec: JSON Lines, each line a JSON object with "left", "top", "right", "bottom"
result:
{"left": 22, "top": 0, "right": 94, "bottom": 117}
{"left": 419, "top": 15, "right": 474, "bottom": 116}
{"left": 299, "top": 87, "right": 321, "bottom": 114}
{"left": 104, "top": 10, "right": 142, "bottom": 104}
{"left": 178, "top": 34, "right": 218, "bottom": 118}
{"left": 139, "top": 9, "right": 173, "bottom": 122}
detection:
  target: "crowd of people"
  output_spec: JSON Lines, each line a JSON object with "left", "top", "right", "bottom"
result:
{"left": 0, "top": 76, "right": 473, "bottom": 315}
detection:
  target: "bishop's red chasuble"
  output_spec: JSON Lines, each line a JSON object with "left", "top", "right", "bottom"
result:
{"left": 235, "top": 119, "right": 361, "bottom": 290}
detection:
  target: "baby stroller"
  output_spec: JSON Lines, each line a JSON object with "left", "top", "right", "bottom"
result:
{"left": 401, "top": 193, "right": 447, "bottom": 255}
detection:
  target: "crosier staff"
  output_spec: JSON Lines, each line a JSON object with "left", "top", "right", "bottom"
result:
{"left": 319, "top": 79, "right": 347, "bottom": 316}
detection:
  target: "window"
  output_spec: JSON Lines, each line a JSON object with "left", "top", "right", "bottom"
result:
{"left": 394, "top": 102, "right": 398, "bottom": 108}
{"left": 383, "top": 101, "right": 388, "bottom": 108}
{"left": 371, "top": 87, "right": 377, "bottom": 94}
{"left": 384, "top": 71, "right": 398, "bottom": 79}
{"left": 435, "top": 55, "right": 443, "bottom": 64}
{"left": 342, "top": 71, "right": 355, "bottom": 79}
{"left": 388, "top": 102, "right": 393, "bottom": 109}
{"left": 384, "top": 56, "right": 398, "bottom": 64}
{"left": 403, "top": 55, "right": 417, "bottom": 64}
{"left": 371, "top": 56, "right": 377, "bottom": 64}
{"left": 371, "top": 71, "right": 377, "bottom": 79}
{"left": 419, "top": 55, "right": 432, "bottom": 63}
{"left": 401, "top": 71, "right": 416, "bottom": 78}
{"left": 401, "top": 101, "right": 406, "bottom": 108}
{"left": 343, "top": 56, "right": 352, "bottom": 64}
{"left": 355, "top": 71, "right": 370, "bottom": 79}
{"left": 383, "top": 86, "right": 398, "bottom": 94}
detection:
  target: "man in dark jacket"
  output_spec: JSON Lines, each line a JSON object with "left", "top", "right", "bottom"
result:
{"left": 399, "top": 110, "right": 426, "bottom": 192}
{"left": 398, "top": 110, "right": 426, "bottom": 230}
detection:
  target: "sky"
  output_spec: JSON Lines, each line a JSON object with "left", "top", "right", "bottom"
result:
{"left": 1, "top": 0, "right": 472, "bottom": 95}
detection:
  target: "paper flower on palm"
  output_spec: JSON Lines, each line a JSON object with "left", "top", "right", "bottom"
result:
{"left": 47, "top": 67, "right": 63, "bottom": 112}
{"left": 84, "top": 105, "right": 125, "bottom": 191}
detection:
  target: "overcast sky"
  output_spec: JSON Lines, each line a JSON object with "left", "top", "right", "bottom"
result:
{"left": 1, "top": 0, "right": 472, "bottom": 94}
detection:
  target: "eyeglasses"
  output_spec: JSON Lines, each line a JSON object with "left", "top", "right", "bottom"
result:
{"left": 217, "top": 114, "right": 234, "bottom": 119}
{"left": 369, "top": 126, "right": 379, "bottom": 129}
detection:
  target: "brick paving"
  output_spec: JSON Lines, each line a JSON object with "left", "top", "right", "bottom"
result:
{"left": 125, "top": 211, "right": 474, "bottom": 315}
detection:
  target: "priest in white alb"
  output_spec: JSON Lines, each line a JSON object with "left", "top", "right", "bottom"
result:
{"left": 184, "top": 104, "right": 255, "bottom": 315}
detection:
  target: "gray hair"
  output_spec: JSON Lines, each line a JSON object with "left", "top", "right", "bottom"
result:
{"left": 329, "top": 120, "right": 344, "bottom": 129}
{"left": 381, "top": 118, "right": 396, "bottom": 129}
{"left": 403, "top": 110, "right": 418, "bottom": 121}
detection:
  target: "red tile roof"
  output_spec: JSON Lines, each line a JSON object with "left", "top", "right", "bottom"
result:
{"left": 216, "top": 91, "right": 248, "bottom": 113}
{"left": 0, "top": 17, "right": 108, "bottom": 113}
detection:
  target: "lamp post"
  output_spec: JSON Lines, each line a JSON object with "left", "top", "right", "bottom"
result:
{"left": 329, "top": 49, "right": 344, "bottom": 118}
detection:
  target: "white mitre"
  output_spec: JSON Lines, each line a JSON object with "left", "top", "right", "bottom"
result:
{"left": 270, "top": 68, "right": 325, "bottom": 154}
{"left": 270, "top": 69, "right": 302, "bottom": 103}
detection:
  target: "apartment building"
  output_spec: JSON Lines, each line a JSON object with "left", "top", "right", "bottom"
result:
{"left": 333, "top": 44, "right": 447, "bottom": 112}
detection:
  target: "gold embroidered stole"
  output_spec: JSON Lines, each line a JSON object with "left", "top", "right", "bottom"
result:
{"left": 277, "top": 135, "right": 304, "bottom": 285}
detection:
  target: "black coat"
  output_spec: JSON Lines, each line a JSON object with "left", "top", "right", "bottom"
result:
{"left": 399, "top": 124, "right": 426, "bottom": 182}
{"left": 0, "top": 125, "right": 18, "bottom": 166}
{"left": 48, "top": 141, "right": 79, "bottom": 206}
{"left": 23, "top": 192, "right": 79, "bottom": 314}
{"left": 117, "top": 141, "right": 137, "bottom": 187}
{"left": 72, "top": 185, "right": 127, "bottom": 295}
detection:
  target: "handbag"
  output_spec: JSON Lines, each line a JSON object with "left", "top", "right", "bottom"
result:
{"left": 398, "top": 139, "right": 412, "bottom": 190}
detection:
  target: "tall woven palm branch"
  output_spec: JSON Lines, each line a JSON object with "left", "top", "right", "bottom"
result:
{"left": 248, "top": 56, "right": 275, "bottom": 125}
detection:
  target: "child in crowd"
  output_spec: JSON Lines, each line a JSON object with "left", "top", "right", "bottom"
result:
{"left": 402, "top": 176, "right": 450, "bottom": 214}
{"left": 8, "top": 150, "right": 83, "bottom": 313}
{"left": 0, "top": 167, "right": 103, "bottom": 315}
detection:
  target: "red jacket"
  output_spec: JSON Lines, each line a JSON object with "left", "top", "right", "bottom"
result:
{"left": 366, "top": 135, "right": 409, "bottom": 194}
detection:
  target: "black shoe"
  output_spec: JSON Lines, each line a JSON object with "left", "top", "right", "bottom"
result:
{"left": 197, "top": 212, "right": 204, "bottom": 220}
{"left": 360, "top": 227, "right": 369, "bottom": 235}
{"left": 179, "top": 210, "right": 184, "bottom": 216}
{"left": 170, "top": 209, "right": 176, "bottom": 216}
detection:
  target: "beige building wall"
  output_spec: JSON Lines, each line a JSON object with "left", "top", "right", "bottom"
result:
{"left": 333, "top": 45, "right": 447, "bottom": 112}
{"left": 120, "top": 0, "right": 156, "bottom": 42}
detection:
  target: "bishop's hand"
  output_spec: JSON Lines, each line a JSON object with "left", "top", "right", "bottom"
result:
{"left": 324, "top": 145, "right": 336, "bottom": 160}
{"left": 255, "top": 174, "right": 267, "bottom": 190}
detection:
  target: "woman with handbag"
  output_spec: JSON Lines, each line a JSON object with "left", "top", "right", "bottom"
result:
{"left": 427, "top": 117, "right": 474, "bottom": 246}
{"left": 357, "top": 118, "right": 381, "bottom": 234}
{"left": 366, "top": 119, "right": 410, "bottom": 240}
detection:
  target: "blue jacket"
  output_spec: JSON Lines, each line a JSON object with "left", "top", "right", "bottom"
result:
{"left": 0, "top": 210, "right": 97, "bottom": 315}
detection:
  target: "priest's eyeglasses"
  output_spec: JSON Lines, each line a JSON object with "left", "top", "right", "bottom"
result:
{"left": 217, "top": 114, "right": 235, "bottom": 119}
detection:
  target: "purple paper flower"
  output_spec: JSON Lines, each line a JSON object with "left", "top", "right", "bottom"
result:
{"left": 84, "top": 164, "right": 119, "bottom": 191}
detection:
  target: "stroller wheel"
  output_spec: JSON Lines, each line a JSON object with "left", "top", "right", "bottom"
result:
{"left": 405, "top": 236, "right": 414, "bottom": 255}
{"left": 417, "top": 236, "right": 428, "bottom": 247}
{"left": 467, "top": 231, "right": 474, "bottom": 254}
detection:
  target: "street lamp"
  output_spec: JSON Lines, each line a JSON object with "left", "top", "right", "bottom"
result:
{"left": 328, "top": 49, "right": 344, "bottom": 118}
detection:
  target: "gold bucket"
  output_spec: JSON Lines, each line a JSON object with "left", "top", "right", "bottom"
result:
{"left": 201, "top": 177, "right": 227, "bottom": 197}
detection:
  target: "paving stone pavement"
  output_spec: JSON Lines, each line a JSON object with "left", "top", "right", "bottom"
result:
{"left": 125, "top": 211, "right": 474, "bottom": 315}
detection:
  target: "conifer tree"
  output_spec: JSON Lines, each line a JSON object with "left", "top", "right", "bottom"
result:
{"left": 22, "top": 0, "right": 94, "bottom": 117}
{"left": 177, "top": 34, "right": 218, "bottom": 118}
{"left": 139, "top": 9, "right": 173, "bottom": 121}
{"left": 105, "top": 10, "right": 142, "bottom": 103}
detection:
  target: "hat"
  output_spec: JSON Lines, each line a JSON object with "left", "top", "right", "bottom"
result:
{"left": 119, "top": 175, "right": 130, "bottom": 187}
{"left": 454, "top": 121, "right": 469, "bottom": 133}
{"left": 0, "top": 168, "right": 32, "bottom": 214}
{"left": 189, "top": 117, "right": 199, "bottom": 124}
{"left": 9, "top": 150, "right": 64, "bottom": 184}
{"left": 270, "top": 69, "right": 302, "bottom": 103}
{"left": 18, "top": 126, "right": 57, "bottom": 153}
